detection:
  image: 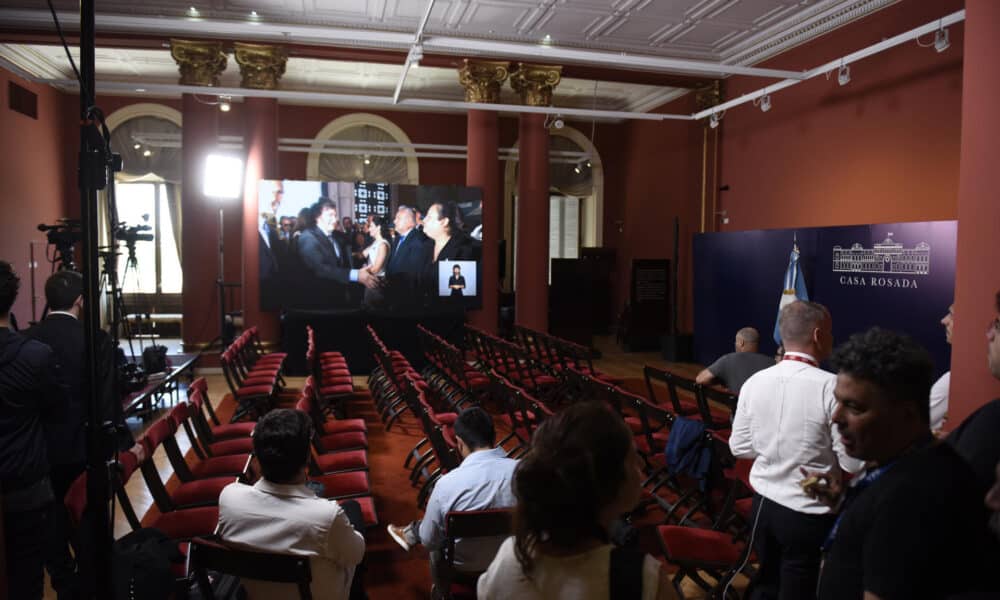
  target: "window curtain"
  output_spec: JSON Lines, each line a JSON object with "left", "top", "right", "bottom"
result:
{"left": 318, "top": 125, "right": 409, "bottom": 183}
{"left": 163, "top": 183, "right": 182, "bottom": 263}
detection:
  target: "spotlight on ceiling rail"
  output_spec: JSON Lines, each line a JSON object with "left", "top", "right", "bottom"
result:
{"left": 759, "top": 94, "right": 771, "bottom": 113}
{"left": 709, "top": 113, "right": 720, "bottom": 129}
{"left": 934, "top": 27, "right": 950, "bottom": 53}
{"left": 838, "top": 63, "right": 851, "bottom": 86}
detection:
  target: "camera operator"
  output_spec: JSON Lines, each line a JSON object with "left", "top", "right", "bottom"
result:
{"left": 0, "top": 260, "right": 70, "bottom": 599}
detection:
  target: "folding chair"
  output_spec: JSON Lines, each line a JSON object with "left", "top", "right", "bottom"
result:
{"left": 438, "top": 509, "right": 514, "bottom": 600}
{"left": 188, "top": 536, "right": 313, "bottom": 600}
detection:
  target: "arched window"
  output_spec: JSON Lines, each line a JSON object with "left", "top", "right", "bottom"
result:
{"left": 503, "top": 126, "right": 604, "bottom": 290}
{"left": 104, "top": 104, "right": 183, "bottom": 306}
{"left": 307, "top": 113, "right": 419, "bottom": 184}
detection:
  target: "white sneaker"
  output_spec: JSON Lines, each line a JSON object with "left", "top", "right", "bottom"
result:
{"left": 387, "top": 523, "right": 416, "bottom": 551}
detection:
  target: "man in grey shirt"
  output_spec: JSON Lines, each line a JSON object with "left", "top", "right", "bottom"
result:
{"left": 387, "top": 407, "right": 517, "bottom": 591}
{"left": 696, "top": 326, "right": 776, "bottom": 393}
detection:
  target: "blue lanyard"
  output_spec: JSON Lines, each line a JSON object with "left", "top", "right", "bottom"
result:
{"left": 821, "top": 436, "right": 934, "bottom": 553}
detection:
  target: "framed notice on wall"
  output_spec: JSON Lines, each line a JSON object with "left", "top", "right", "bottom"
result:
{"left": 626, "top": 259, "right": 670, "bottom": 351}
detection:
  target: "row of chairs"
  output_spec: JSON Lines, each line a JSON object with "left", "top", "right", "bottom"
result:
{"left": 305, "top": 325, "right": 355, "bottom": 416}
{"left": 366, "top": 325, "right": 462, "bottom": 508}
{"left": 220, "top": 328, "right": 288, "bottom": 422}
{"left": 417, "top": 324, "right": 488, "bottom": 410}
{"left": 511, "top": 324, "right": 624, "bottom": 387}
{"left": 644, "top": 365, "right": 737, "bottom": 431}
{"left": 465, "top": 326, "right": 561, "bottom": 401}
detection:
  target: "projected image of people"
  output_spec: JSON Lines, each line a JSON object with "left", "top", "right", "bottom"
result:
{"left": 258, "top": 180, "right": 483, "bottom": 314}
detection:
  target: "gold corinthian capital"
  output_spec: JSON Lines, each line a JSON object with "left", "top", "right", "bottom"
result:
{"left": 457, "top": 59, "right": 511, "bottom": 103}
{"left": 233, "top": 42, "right": 288, "bottom": 90}
{"left": 169, "top": 39, "right": 227, "bottom": 87}
{"left": 509, "top": 63, "right": 562, "bottom": 107}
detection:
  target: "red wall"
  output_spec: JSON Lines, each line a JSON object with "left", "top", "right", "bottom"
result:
{"left": 0, "top": 67, "right": 71, "bottom": 325}
{"left": 717, "top": 0, "right": 965, "bottom": 231}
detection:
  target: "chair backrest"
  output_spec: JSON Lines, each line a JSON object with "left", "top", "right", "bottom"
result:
{"left": 441, "top": 510, "right": 514, "bottom": 592}
{"left": 189, "top": 537, "right": 313, "bottom": 600}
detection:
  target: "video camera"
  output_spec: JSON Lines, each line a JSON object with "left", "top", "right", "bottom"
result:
{"left": 38, "top": 219, "right": 82, "bottom": 248}
{"left": 114, "top": 222, "right": 154, "bottom": 246}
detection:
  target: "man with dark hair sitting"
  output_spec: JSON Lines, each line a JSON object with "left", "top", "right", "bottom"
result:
{"left": 807, "top": 327, "right": 999, "bottom": 599}
{"left": 0, "top": 260, "right": 68, "bottom": 599}
{"left": 216, "top": 409, "right": 366, "bottom": 599}
{"left": 387, "top": 407, "right": 517, "bottom": 591}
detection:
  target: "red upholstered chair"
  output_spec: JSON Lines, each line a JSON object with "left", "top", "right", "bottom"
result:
{"left": 139, "top": 422, "right": 235, "bottom": 511}
{"left": 109, "top": 452, "right": 222, "bottom": 541}
{"left": 438, "top": 510, "right": 514, "bottom": 600}
{"left": 185, "top": 393, "right": 255, "bottom": 456}
{"left": 186, "top": 379, "right": 256, "bottom": 440}
{"left": 161, "top": 404, "right": 251, "bottom": 479}
{"left": 302, "top": 377, "right": 367, "bottom": 435}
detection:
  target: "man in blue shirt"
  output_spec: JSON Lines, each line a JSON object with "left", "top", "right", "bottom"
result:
{"left": 387, "top": 407, "right": 517, "bottom": 590}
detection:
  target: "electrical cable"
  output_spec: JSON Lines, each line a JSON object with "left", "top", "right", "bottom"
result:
{"left": 722, "top": 494, "right": 765, "bottom": 598}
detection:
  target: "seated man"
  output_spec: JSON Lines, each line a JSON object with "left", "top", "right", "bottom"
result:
{"left": 387, "top": 407, "right": 517, "bottom": 588}
{"left": 216, "top": 409, "right": 365, "bottom": 599}
{"left": 808, "top": 328, "right": 999, "bottom": 600}
{"left": 696, "top": 326, "right": 775, "bottom": 393}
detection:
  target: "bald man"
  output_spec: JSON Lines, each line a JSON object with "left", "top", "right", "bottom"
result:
{"left": 696, "top": 326, "right": 776, "bottom": 393}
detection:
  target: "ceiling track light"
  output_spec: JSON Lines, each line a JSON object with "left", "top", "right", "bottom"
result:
{"left": 218, "top": 95, "right": 232, "bottom": 112}
{"left": 408, "top": 44, "right": 424, "bottom": 68}
{"left": 759, "top": 94, "right": 771, "bottom": 113}
{"left": 838, "top": 63, "right": 851, "bottom": 86}
{"left": 934, "top": 27, "right": 950, "bottom": 53}
{"left": 362, "top": 155, "right": 371, "bottom": 165}
{"left": 709, "top": 113, "right": 720, "bottom": 129}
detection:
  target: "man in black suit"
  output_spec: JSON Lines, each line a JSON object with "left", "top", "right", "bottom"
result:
{"left": 0, "top": 261, "right": 69, "bottom": 600}
{"left": 385, "top": 205, "right": 431, "bottom": 308}
{"left": 296, "top": 199, "right": 377, "bottom": 308}
{"left": 25, "top": 270, "right": 129, "bottom": 599}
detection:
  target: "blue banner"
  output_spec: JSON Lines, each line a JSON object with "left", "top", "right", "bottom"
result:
{"left": 694, "top": 221, "right": 956, "bottom": 377}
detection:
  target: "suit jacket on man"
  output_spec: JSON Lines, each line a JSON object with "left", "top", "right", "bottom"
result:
{"left": 296, "top": 226, "right": 360, "bottom": 308}
{"left": 385, "top": 230, "right": 431, "bottom": 310}
{"left": 24, "top": 314, "right": 121, "bottom": 467}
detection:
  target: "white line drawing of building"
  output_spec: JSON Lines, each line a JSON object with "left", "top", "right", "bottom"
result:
{"left": 833, "top": 234, "right": 930, "bottom": 274}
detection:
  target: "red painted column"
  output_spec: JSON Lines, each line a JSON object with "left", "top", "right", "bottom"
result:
{"left": 515, "top": 113, "right": 550, "bottom": 332}
{"left": 181, "top": 93, "right": 220, "bottom": 352}
{"left": 949, "top": 0, "right": 1000, "bottom": 428}
{"left": 466, "top": 108, "right": 500, "bottom": 333}
{"left": 241, "top": 97, "right": 280, "bottom": 344}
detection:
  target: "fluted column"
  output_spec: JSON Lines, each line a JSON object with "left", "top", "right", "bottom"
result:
{"left": 510, "top": 64, "right": 561, "bottom": 332}
{"left": 459, "top": 59, "right": 509, "bottom": 333}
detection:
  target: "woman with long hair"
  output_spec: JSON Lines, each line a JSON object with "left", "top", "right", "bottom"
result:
{"left": 361, "top": 215, "right": 391, "bottom": 306}
{"left": 478, "top": 402, "right": 676, "bottom": 599}
{"left": 421, "top": 201, "right": 479, "bottom": 300}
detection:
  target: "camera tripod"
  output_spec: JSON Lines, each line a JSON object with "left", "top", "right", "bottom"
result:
{"left": 98, "top": 240, "right": 145, "bottom": 361}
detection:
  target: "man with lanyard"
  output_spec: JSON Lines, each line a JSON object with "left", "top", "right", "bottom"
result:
{"left": 729, "top": 300, "right": 863, "bottom": 600}
{"left": 806, "top": 327, "right": 999, "bottom": 599}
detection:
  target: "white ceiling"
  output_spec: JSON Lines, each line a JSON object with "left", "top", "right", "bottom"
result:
{"left": 0, "top": 0, "right": 899, "bottom": 115}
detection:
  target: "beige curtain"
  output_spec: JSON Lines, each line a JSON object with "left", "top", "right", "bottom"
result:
{"left": 163, "top": 182, "right": 182, "bottom": 262}
{"left": 318, "top": 125, "right": 409, "bottom": 183}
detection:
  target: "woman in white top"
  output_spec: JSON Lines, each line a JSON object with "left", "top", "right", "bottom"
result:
{"left": 361, "top": 216, "right": 390, "bottom": 306}
{"left": 477, "top": 402, "right": 678, "bottom": 600}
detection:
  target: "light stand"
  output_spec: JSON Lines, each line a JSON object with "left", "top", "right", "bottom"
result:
{"left": 204, "top": 153, "right": 245, "bottom": 350}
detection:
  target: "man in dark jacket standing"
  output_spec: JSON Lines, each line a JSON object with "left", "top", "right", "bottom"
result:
{"left": 26, "top": 270, "right": 118, "bottom": 598}
{"left": 0, "top": 260, "right": 68, "bottom": 599}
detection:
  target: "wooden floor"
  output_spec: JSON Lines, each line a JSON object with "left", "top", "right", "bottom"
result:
{"left": 44, "top": 338, "right": 736, "bottom": 599}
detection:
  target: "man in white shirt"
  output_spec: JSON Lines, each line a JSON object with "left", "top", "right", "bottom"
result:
{"left": 729, "top": 300, "right": 863, "bottom": 600}
{"left": 387, "top": 407, "right": 517, "bottom": 592}
{"left": 216, "top": 409, "right": 366, "bottom": 599}
{"left": 929, "top": 302, "right": 953, "bottom": 433}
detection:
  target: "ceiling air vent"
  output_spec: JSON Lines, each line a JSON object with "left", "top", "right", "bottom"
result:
{"left": 8, "top": 82, "right": 38, "bottom": 119}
